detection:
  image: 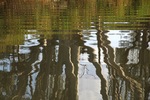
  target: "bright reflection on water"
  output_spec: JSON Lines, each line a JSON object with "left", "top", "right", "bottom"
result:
{"left": 0, "top": 0, "right": 150, "bottom": 100}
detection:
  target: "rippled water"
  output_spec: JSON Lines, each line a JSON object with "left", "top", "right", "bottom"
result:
{"left": 0, "top": 0, "right": 150, "bottom": 100}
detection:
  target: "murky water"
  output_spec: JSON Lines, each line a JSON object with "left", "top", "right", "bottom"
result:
{"left": 0, "top": 0, "right": 150, "bottom": 100}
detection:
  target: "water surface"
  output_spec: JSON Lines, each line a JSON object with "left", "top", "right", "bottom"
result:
{"left": 0, "top": 0, "right": 150, "bottom": 100}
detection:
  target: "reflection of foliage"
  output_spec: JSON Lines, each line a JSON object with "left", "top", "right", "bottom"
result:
{"left": 0, "top": 0, "right": 149, "bottom": 35}
{"left": 0, "top": 0, "right": 149, "bottom": 38}
{"left": 0, "top": 0, "right": 150, "bottom": 99}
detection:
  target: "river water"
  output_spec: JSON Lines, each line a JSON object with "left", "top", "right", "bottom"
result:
{"left": 0, "top": 0, "right": 150, "bottom": 100}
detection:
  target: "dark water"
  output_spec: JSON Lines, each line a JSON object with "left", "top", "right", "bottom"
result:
{"left": 0, "top": 0, "right": 150, "bottom": 100}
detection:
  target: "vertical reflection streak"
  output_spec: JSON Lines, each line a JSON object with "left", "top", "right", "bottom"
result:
{"left": 29, "top": 75, "right": 33, "bottom": 97}
{"left": 99, "top": 31, "right": 143, "bottom": 99}
{"left": 97, "top": 30, "right": 119, "bottom": 100}
{"left": 83, "top": 45, "right": 108, "bottom": 100}
{"left": 139, "top": 30, "right": 150, "bottom": 100}
{"left": 64, "top": 46, "right": 76, "bottom": 100}
{"left": 96, "top": 31, "right": 119, "bottom": 99}
{"left": 54, "top": 38, "right": 79, "bottom": 100}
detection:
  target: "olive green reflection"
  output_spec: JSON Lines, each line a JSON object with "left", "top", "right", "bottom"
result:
{"left": 0, "top": 0, "right": 150, "bottom": 100}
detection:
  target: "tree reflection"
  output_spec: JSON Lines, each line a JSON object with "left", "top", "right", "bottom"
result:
{"left": 98, "top": 29, "right": 150, "bottom": 100}
{"left": 0, "top": 30, "right": 150, "bottom": 100}
{"left": 0, "top": 0, "right": 150, "bottom": 100}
